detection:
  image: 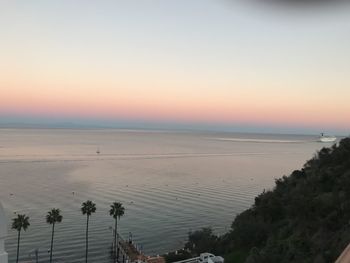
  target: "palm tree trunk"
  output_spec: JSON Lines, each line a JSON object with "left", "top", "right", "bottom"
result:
{"left": 114, "top": 219, "right": 117, "bottom": 262}
{"left": 16, "top": 230, "right": 21, "bottom": 263}
{"left": 50, "top": 223, "right": 55, "bottom": 263}
{"left": 85, "top": 215, "right": 89, "bottom": 263}
{"left": 116, "top": 219, "right": 119, "bottom": 263}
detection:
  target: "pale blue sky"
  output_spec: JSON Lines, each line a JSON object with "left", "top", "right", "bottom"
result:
{"left": 0, "top": 1, "right": 349, "bottom": 134}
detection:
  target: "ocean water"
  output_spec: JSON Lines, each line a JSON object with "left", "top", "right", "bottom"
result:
{"left": 0, "top": 128, "right": 329, "bottom": 262}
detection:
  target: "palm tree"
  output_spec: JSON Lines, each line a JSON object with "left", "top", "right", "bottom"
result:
{"left": 12, "top": 214, "right": 30, "bottom": 263}
{"left": 81, "top": 200, "right": 96, "bottom": 263}
{"left": 46, "top": 208, "right": 63, "bottom": 263}
{"left": 109, "top": 202, "right": 125, "bottom": 262}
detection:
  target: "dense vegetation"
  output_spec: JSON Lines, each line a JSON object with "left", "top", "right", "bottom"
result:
{"left": 168, "top": 137, "right": 350, "bottom": 263}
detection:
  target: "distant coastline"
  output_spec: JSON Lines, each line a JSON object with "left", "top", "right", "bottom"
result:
{"left": 0, "top": 119, "right": 348, "bottom": 137}
{"left": 0, "top": 125, "right": 347, "bottom": 139}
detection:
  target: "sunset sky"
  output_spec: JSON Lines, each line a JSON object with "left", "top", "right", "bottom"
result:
{"left": 1, "top": 1, "right": 349, "bottom": 134}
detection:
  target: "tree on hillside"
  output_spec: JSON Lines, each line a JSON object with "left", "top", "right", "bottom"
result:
{"left": 185, "top": 227, "right": 218, "bottom": 255}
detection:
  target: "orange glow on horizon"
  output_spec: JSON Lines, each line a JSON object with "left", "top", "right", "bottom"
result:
{"left": 1, "top": 78, "right": 349, "bottom": 130}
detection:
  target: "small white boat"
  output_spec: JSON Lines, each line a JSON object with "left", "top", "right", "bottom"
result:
{"left": 319, "top": 133, "right": 336, "bottom": 143}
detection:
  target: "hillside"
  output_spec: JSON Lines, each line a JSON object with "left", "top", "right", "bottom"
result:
{"left": 176, "top": 137, "right": 350, "bottom": 263}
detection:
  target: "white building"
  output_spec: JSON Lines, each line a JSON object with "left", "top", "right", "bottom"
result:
{"left": 0, "top": 201, "right": 8, "bottom": 263}
{"left": 172, "top": 253, "right": 224, "bottom": 263}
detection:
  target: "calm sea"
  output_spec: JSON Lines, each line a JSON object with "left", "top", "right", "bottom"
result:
{"left": 0, "top": 129, "right": 329, "bottom": 262}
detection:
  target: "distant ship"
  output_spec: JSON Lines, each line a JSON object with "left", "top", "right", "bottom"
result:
{"left": 96, "top": 147, "right": 100, "bottom": 154}
{"left": 319, "top": 133, "right": 336, "bottom": 143}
